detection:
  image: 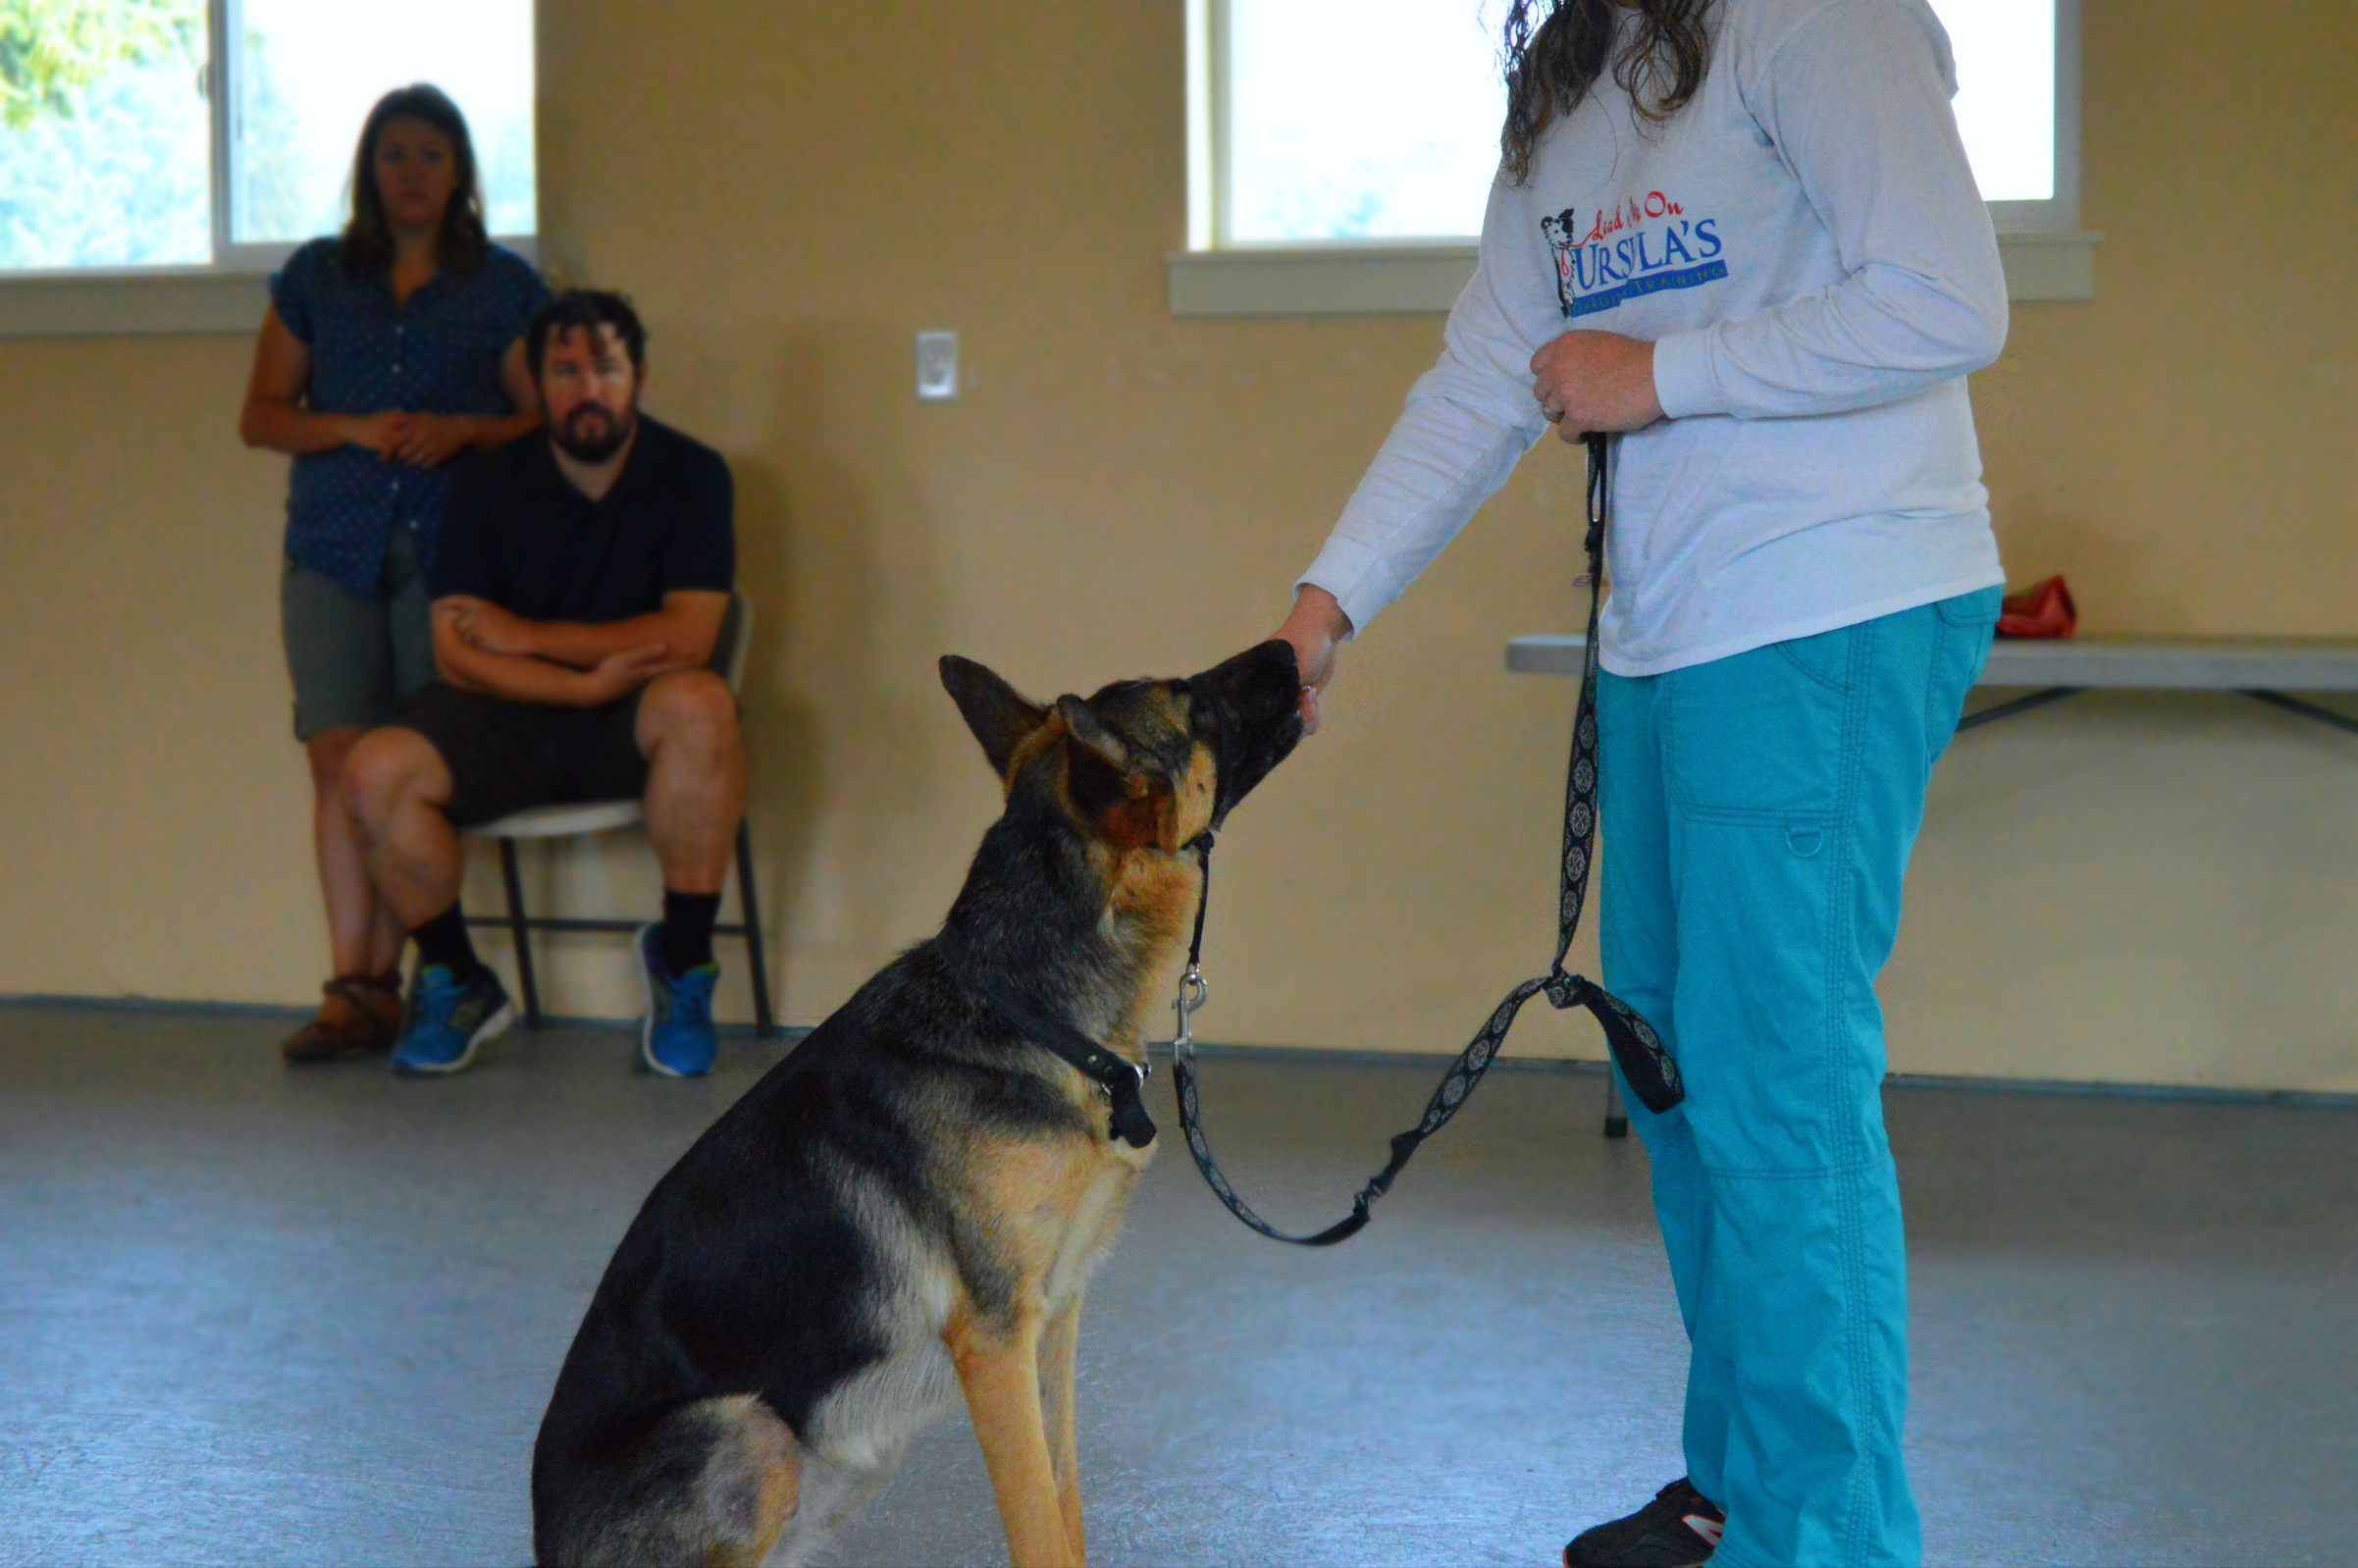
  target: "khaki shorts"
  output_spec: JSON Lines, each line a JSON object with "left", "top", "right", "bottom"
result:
{"left": 280, "top": 529, "right": 437, "bottom": 741}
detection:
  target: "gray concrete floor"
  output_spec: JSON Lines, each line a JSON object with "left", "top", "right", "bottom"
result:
{"left": 1, "top": 1006, "right": 2350, "bottom": 1567}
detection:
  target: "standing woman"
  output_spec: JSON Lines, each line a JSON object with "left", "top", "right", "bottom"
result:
{"left": 1270, "top": 2, "right": 2007, "bottom": 1564}
{"left": 240, "top": 84, "right": 549, "bottom": 1063}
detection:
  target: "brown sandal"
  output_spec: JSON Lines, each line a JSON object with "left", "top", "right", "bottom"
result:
{"left": 281, "top": 972, "right": 405, "bottom": 1064}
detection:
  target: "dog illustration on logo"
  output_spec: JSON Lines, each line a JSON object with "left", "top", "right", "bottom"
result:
{"left": 531, "top": 641, "right": 1304, "bottom": 1567}
{"left": 1541, "top": 207, "right": 1582, "bottom": 316}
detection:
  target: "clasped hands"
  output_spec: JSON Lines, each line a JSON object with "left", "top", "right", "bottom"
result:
{"left": 349, "top": 410, "right": 479, "bottom": 468}
{"left": 1269, "top": 329, "right": 1662, "bottom": 734}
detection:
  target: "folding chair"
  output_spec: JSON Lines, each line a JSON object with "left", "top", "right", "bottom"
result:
{"left": 463, "top": 590, "right": 779, "bottom": 1035}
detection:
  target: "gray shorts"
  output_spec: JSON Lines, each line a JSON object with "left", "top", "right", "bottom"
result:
{"left": 280, "top": 528, "right": 437, "bottom": 741}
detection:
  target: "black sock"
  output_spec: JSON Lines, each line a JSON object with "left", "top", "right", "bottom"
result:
{"left": 410, "top": 905, "right": 484, "bottom": 983}
{"left": 662, "top": 891, "right": 721, "bottom": 975}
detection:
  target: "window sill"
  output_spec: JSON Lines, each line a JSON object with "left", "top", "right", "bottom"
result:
{"left": 0, "top": 268, "right": 273, "bottom": 340}
{"left": 0, "top": 235, "right": 541, "bottom": 340}
{"left": 1168, "top": 231, "right": 2103, "bottom": 318}
{"left": 1994, "top": 230, "right": 2103, "bottom": 301}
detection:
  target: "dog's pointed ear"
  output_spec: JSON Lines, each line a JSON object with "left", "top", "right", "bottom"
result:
{"left": 1059, "top": 697, "right": 1178, "bottom": 853}
{"left": 940, "top": 655, "right": 1050, "bottom": 779}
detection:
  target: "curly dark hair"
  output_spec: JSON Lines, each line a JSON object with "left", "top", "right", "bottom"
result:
{"left": 526, "top": 290, "right": 649, "bottom": 383}
{"left": 337, "top": 83, "right": 490, "bottom": 279}
{"left": 1501, "top": 0, "right": 1719, "bottom": 183}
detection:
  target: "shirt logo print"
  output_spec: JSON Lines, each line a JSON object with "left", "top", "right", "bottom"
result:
{"left": 1542, "top": 191, "right": 1726, "bottom": 319}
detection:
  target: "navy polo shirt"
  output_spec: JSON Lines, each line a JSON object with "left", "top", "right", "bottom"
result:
{"left": 270, "top": 237, "right": 549, "bottom": 597}
{"left": 431, "top": 416, "right": 735, "bottom": 623}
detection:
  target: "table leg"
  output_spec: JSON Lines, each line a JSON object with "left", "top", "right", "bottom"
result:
{"left": 2244, "top": 690, "right": 2358, "bottom": 738}
{"left": 1957, "top": 686, "right": 2082, "bottom": 731}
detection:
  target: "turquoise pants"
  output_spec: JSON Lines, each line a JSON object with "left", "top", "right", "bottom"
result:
{"left": 1597, "top": 587, "right": 2000, "bottom": 1568}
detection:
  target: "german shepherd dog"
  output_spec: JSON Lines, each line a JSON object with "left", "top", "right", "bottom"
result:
{"left": 531, "top": 641, "right": 1303, "bottom": 1567}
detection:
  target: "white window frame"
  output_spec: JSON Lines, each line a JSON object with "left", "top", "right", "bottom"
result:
{"left": 1172, "top": 0, "right": 2097, "bottom": 316}
{"left": 1974, "top": 0, "right": 2085, "bottom": 238}
{"left": 0, "top": 0, "right": 536, "bottom": 339}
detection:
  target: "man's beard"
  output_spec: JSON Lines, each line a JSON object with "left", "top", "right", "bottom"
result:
{"left": 551, "top": 402, "right": 636, "bottom": 463}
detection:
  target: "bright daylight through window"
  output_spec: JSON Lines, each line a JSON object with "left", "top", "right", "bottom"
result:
{"left": 1214, "top": 0, "right": 2062, "bottom": 247}
{"left": 0, "top": 0, "right": 534, "bottom": 273}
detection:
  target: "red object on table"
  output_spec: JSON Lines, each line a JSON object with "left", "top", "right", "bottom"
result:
{"left": 1997, "top": 575, "right": 2077, "bottom": 639}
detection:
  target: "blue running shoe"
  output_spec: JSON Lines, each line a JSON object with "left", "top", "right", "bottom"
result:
{"left": 637, "top": 923, "right": 719, "bottom": 1077}
{"left": 392, "top": 964, "right": 514, "bottom": 1076}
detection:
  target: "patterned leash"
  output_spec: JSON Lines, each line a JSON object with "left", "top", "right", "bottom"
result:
{"left": 1167, "top": 432, "right": 1685, "bottom": 1246}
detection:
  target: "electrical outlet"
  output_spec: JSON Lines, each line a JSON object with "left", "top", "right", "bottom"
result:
{"left": 916, "top": 331, "right": 958, "bottom": 401}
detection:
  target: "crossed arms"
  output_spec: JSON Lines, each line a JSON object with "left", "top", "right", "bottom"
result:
{"left": 431, "top": 591, "right": 730, "bottom": 707}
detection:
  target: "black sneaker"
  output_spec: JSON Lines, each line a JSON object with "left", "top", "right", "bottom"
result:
{"left": 1564, "top": 1477, "right": 1726, "bottom": 1567}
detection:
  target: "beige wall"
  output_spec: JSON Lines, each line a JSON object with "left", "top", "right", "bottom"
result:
{"left": 3, "top": 2, "right": 2352, "bottom": 1093}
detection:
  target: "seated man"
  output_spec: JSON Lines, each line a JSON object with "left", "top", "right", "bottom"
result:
{"left": 344, "top": 289, "right": 745, "bottom": 1078}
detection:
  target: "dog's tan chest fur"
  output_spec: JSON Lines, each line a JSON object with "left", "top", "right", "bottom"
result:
{"left": 967, "top": 1126, "right": 1149, "bottom": 1323}
{"left": 1043, "top": 1147, "right": 1147, "bottom": 1312}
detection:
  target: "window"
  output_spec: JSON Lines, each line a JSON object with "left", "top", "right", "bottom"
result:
{"left": 0, "top": 0, "right": 535, "bottom": 277}
{"left": 1934, "top": 0, "right": 2079, "bottom": 233}
{"left": 1177, "top": 0, "right": 2091, "bottom": 313}
{"left": 1217, "top": 0, "right": 1506, "bottom": 245}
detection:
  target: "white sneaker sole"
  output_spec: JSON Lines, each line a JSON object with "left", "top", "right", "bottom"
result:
{"left": 639, "top": 925, "right": 683, "bottom": 1076}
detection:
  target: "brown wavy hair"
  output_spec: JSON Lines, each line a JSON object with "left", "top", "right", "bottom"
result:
{"left": 337, "top": 84, "right": 490, "bottom": 279}
{"left": 1501, "top": 0, "right": 1719, "bottom": 183}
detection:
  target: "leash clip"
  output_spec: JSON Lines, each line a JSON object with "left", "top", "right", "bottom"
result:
{"left": 1170, "top": 963, "right": 1209, "bottom": 1065}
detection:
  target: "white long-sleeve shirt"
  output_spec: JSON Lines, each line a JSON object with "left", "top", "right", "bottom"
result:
{"left": 1300, "top": 0, "right": 2010, "bottom": 677}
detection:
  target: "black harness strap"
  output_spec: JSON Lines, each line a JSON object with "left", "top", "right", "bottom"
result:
{"left": 1169, "top": 432, "right": 1685, "bottom": 1246}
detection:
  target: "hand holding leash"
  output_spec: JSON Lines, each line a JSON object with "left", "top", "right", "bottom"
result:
{"left": 1529, "top": 331, "right": 1665, "bottom": 438}
{"left": 1172, "top": 434, "right": 1685, "bottom": 1247}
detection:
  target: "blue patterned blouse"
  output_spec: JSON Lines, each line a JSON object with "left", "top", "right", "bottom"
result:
{"left": 269, "top": 238, "right": 549, "bottom": 597}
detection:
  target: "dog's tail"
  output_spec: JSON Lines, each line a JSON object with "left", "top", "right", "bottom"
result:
{"left": 534, "top": 1393, "right": 800, "bottom": 1568}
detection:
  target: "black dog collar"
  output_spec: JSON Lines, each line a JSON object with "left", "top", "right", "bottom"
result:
{"left": 936, "top": 931, "right": 1156, "bottom": 1148}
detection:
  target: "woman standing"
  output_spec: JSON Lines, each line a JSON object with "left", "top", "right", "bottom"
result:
{"left": 1270, "top": 3, "right": 2008, "bottom": 1563}
{"left": 240, "top": 84, "right": 548, "bottom": 1062}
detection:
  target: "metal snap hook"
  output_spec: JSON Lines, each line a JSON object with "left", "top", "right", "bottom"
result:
{"left": 1171, "top": 963, "right": 1209, "bottom": 1063}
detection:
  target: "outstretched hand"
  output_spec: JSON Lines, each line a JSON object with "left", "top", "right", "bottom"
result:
{"left": 1269, "top": 585, "right": 1352, "bottom": 735}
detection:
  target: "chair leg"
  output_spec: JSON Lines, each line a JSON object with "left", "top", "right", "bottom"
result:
{"left": 1603, "top": 1071, "right": 1628, "bottom": 1139}
{"left": 498, "top": 837, "right": 545, "bottom": 1029}
{"left": 733, "top": 818, "right": 778, "bottom": 1037}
